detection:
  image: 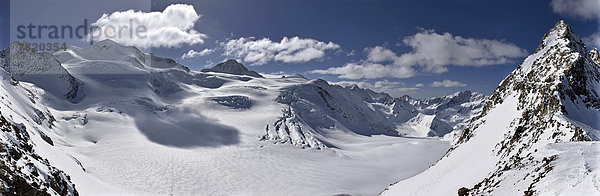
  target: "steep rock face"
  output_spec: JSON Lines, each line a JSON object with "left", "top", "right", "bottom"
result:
{"left": 2, "top": 42, "right": 85, "bottom": 103}
{"left": 382, "top": 20, "right": 600, "bottom": 196}
{"left": 201, "top": 59, "right": 264, "bottom": 78}
{"left": 0, "top": 114, "right": 78, "bottom": 196}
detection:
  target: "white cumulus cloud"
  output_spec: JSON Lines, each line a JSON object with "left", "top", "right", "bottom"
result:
{"left": 583, "top": 32, "right": 600, "bottom": 49}
{"left": 311, "top": 30, "right": 527, "bottom": 79}
{"left": 551, "top": 0, "right": 600, "bottom": 20}
{"left": 89, "top": 4, "right": 206, "bottom": 49}
{"left": 220, "top": 36, "right": 341, "bottom": 65}
{"left": 181, "top": 49, "right": 214, "bottom": 59}
{"left": 431, "top": 80, "right": 467, "bottom": 87}
{"left": 400, "top": 30, "right": 528, "bottom": 72}
{"left": 311, "top": 61, "right": 416, "bottom": 79}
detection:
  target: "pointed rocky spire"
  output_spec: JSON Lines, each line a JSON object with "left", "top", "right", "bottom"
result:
{"left": 535, "top": 20, "right": 587, "bottom": 54}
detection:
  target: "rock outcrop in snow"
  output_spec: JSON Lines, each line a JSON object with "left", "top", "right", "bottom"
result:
{"left": 382, "top": 20, "right": 600, "bottom": 196}
{"left": 0, "top": 114, "right": 79, "bottom": 195}
{"left": 590, "top": 48, "right": 599, "bottom": 66}
{"left": 260, "top": 107, "right": 327, "bottom": 149}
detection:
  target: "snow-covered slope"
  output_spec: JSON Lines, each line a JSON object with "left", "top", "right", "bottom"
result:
{"left": 405, "top": 90, "right": 486, "bottom": 137}
{"left": 382, "top": 20, "right": 600, "bottom": 196}
{"left": 0, "top": 39, "right": 456, "bottom": 195}
{"left": 2, "top": 42, "right": 84, "bottom": 103}
{"left": 201, "top": 59, "right": 263, "bottom": 78}
{"left": 261, "top": 81, "right": 485, "bottom": 148}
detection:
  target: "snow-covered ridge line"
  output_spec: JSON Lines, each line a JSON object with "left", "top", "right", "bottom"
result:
{"left": 2, "top": 42, "right": 85, "bottom": 103}
{"left": 201, "top": 59, "right": 264, "bottom": 78}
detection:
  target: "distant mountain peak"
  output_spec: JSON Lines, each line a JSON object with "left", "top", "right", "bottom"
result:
{"left": 201, "top": 59, "right": 263, "bottom": 78}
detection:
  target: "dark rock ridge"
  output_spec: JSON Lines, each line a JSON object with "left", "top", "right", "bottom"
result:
{"left": 0, "top": 114, "right": 78, "bottom": 195}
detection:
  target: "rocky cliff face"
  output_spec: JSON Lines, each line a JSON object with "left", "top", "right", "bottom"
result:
{"left": 0, "top": 114, "right": 79, "bottom": 196}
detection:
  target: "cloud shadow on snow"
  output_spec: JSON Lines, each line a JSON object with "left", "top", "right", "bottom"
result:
{"left": 133, "top": 106, "right": 240, "bottom": 148}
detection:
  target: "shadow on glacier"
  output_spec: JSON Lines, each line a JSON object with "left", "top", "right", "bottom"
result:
{"left": 133, "top": 106, "right": 240, "bottom": 148}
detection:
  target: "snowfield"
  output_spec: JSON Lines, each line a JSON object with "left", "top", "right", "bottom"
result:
{"left": 1, "top": 40, "right": 452, "bottom": 195}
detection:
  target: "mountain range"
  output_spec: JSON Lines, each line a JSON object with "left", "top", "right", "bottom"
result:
{"left": 0, "top": 20, "right": 598, "bottom": 195}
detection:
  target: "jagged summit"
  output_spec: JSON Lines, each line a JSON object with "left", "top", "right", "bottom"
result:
{"left": 201, "top": 59, "right": 264, "bottom": 78}
{"left": 383, "top": 20, "right": 600, "bottom": 196}
{"left": 482, "top": 20, "right": 600, "bottom": 127}
{"left": 539, "top": 21, "right": 593, "bottom": 59}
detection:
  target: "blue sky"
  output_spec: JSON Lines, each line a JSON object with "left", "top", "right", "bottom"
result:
{"left": 1, "top": 0, "right": 599, "bottom": 98}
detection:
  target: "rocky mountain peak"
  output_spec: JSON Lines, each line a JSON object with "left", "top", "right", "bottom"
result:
{"left": 383, "top": 21, "right": 600, "bottom": 196}
{"left": 459, "top": 19, "right": 599, "bottom": 191}
{"left": 458, "top": 19, "right": 599, "bottom": 154}
{"left": 483, "top": 21, "right": 598, "bottom": 115}
{"left": 535, "top": 20, "right": 586, "bottom": 54}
